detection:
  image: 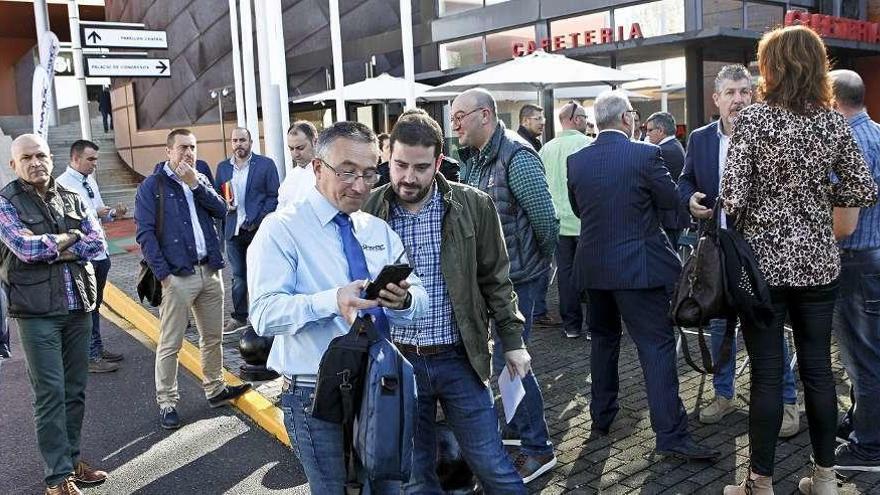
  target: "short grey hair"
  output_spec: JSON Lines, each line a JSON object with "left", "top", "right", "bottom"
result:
{"left": 830, "top": 69, "right": 865, "bottom": 108}
{"left": 646, "top": 112, "right": 676, "bottom": 136}
{"left": 714, "top": 64, "right": 752, "bottom": 93}
{"left": 594, "top": 91, "right": 631, "bottom": 129}
{"left": 314, "top": 121, "right": 378, "bottom": 160}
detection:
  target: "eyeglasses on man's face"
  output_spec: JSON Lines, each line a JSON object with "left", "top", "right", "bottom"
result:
{"left": 450, "top": 107, "right": 486, "bottom": 126}
{"left": 317, "top": 158, "right": 379, "bottom": 185}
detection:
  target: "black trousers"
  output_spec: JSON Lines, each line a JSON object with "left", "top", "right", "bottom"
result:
{"left": 741, "top": 280, "right": 839, "bottom": 475}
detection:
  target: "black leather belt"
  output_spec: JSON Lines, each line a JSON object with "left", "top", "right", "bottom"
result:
{"left": 395, "top": 342, "right": 461, "bottom": 356}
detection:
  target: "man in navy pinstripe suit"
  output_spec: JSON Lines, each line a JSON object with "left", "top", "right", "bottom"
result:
{"left": 567, "top": 91, "right": 718, "bottom": 461}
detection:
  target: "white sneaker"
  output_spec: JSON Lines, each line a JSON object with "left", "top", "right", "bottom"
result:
{"left": 779, "top": 403, "right": 800, "bottom": 438}
{"left": 699, "top": 396, "right": 737, "bottom": 424}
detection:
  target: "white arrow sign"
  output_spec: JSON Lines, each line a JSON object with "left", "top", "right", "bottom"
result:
{"left": 86, "top": 58, "right": 171, "bottom": 78}
{"left": 82, "top": 28, "right": 168, "bottom": 49}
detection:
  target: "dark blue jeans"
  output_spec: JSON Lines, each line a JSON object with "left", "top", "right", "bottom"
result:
{"left": 533, "top": 269, "right": 550, "bottom": 318}
{"left": 404, "top": 347, "right": 525, "bottom": 494}
{"left": 587, "top": 287, "right": 690, "bottom": 450}
{"left": 226, "top": 230, "right": 255, "bottom": 321}
{"left": 557, "top": 236, "right": 585, "bottom": 334}
{"left": 281, "top": 384, "right": 399, "bottom": 494}
{"left": 834, "top": 249, "right": 880, "bottom": 460}
{"left": 89, "top": 258, "right": 111, "bottom": 360}
{"left": 492, "top": 278, "right": 553, "bottom": 457}
{"left": 708, "top": 318, "right": 797, "bottom": 404}
{"left": 742, "top": 281, "right": 839, "bottom": 476}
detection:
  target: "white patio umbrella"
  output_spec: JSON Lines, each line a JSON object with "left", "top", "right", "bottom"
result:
{"left": 292, "top": 73, "right": 459, "bottom": 104}
{"left": 427, "top": 51, "right": 639, "bottom": 94}
{"left": 291, "top": 73, "right": 457, "bottom": 131}
{"left": 493, "top": 86, "right": 651, "bottom": 102}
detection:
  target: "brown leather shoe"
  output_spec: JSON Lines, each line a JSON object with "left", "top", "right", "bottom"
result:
{"left": 72, "top": 461, "right": 107, "bottom": 485}
{"left": 45, "top": 478, "right": 82, "bottom": 495}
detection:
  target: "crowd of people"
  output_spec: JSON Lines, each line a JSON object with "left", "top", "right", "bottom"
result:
{"left": 2, "top": 24, "right": 879, "bottom": 495}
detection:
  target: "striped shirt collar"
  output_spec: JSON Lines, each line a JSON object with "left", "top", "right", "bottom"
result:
{"left": 848, "top": 111, "right": 870, "bottom": 127}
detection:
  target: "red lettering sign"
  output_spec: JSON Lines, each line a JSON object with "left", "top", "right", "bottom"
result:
{"left": 785, "top": 10, "right": 880, "bottom": 44}
{"left": 511, "top": 22, "right": 646, "bottom": 57}
{"left": 553, "top": 35, "right": 566, "bottom": 50}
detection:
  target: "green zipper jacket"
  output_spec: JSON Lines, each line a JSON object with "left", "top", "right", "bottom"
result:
{"left": 363, "top": 173, "right": 525, "bottom": 383}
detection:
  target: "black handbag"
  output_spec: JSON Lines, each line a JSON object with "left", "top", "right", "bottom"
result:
{"left": 670, "top": 209, "right": 726, "bottom": 328}
{"left": 670, "top": 206, "right": 735, "bottom": 374}
{"left": 137, "top": 178, "right": 165, "bottom": 307}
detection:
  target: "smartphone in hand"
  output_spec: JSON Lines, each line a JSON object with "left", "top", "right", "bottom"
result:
{"left": 363, "top": 264, "right": 413, "bottom": 299}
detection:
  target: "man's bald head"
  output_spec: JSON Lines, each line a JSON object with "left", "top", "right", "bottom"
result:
{"left": 10, "top": 133, "right": 54, "bottom": 189}
{"left": 830, "top": 69, "right": 865, "bottom": 111}
{"left": 457, "top": 88, "right": 497, "bottom": 119}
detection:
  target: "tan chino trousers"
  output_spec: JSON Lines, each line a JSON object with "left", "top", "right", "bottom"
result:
{"left": 155, "top": 265, "right": 225, "bottom": 408}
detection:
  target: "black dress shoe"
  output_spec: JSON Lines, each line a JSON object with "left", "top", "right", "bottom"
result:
{"left": 657, "top": 439, "right": 719, "bottom": 461}
{"left": 207, "top": 383, "right": 252, "bottom": 408}
{"left": 589, "top": 426, "right": 609, "bottom": 438}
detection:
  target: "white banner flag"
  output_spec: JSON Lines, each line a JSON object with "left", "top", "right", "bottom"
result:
{"left": 32, "top": 65, "right": 51, "bottom": 138}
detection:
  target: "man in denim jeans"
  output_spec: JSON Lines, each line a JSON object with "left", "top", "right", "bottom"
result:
{"left": 249, "top": 122, "right": 427, "bottom": 493}
{"left": 454, "top": 89, "right": 559, "bottom": 483}
{"left": 365, "top": 110, "right": 529, "bottom": 493}
{"left": 830, "top": 69, "right": 880, "bottom": 472}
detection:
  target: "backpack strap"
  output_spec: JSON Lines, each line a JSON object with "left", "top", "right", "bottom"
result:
{"left": 340, "top": 372, "right": 363, "bottom": 495}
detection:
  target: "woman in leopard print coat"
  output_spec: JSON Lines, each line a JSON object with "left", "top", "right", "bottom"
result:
{"left": 720, "top": 26, "right": 878, "bottom": 495}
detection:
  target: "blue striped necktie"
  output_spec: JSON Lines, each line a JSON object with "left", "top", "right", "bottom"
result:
{"left": 332, "top": 212, "right": 390, "bottom": 335}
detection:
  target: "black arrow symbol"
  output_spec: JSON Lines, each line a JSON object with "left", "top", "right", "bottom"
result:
{"left": 156, "top": 60, "right": 168, "bottom": 74}
{"left": 87, "top": 31, "right": 101, "bottom": 44}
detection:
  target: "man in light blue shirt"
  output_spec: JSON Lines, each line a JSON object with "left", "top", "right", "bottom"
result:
{"left": 829, "top": 69, "right": 880, "bottom": 472}
{"left": 248, "top": 121, "right": 427, "bottom": 493}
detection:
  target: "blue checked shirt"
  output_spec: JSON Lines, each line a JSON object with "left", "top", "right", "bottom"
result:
{"left": 840, "top": 112, "right": 880, "bottom": 250}
{"left": 388, "top": 185, "right": 461, "bottom": 346}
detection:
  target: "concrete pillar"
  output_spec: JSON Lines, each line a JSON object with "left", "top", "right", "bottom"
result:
{"left": 67, "top": 0, "right": 90, "bottom": 139}
{"left": 685, "top": 46, "right": 705, "bottom": 134}
{"left": 400, "top": 0, "right": 416, "bottom": 109}
{"left": 228, "top": 0, "right": 246, "bottom": 128}
{"left": 254, "top": 0, "right": 285, "bottom": 174}
{"left": 239, "top": 0, "right": 261, "bottom": 153}
{"left": 267, "top": 0, "right": 291, "bottom": 171}
{"left": 329, "top": 0, "right": 346, "bottom": 121}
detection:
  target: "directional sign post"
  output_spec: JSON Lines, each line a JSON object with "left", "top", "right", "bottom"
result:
{"left": 81, "top": 27, "right": 168, "bottom": 49}
{"left": 85, "top": 57, "right": 171, "bottom": 78}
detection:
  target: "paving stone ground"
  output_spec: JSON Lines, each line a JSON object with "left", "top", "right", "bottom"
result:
{"left": 107, "top": 250, "right": 880, "bottom": 494}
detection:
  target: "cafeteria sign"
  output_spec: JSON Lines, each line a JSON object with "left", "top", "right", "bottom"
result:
{"left": 513, "top": 23, "right": 644, "bottom": 57}
{"left": 785, "top": 10, "right": 880, "bottom": 44}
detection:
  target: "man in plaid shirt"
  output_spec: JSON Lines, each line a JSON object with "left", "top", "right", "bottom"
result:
{"left": 366, "top": 109, "right": 534, "bottom": 491}
{"left": 454, "top": 88, "right": 559, "bottom": 483}
{"left": 0, "top": 134, "right": 108, "bottom": 495}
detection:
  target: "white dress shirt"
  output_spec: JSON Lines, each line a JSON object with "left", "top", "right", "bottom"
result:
{"left": 659, "top": 135, "right": 677, "bottom": 146}
{"left": 277, "top": 162, "right": 316, "bottom": 209}
{"left": 56, "top": 166, "right": 109, "bottom": 260}
{"left": 163, "top": 163, "right": 208, "bottom": 259}
{"left": 247, "top": 187, "right": 427, "bottom": 381}
{"left": 717, "top": 122, "right": 731, "bottom": 229}
{"left": 230, "top": 155, "right": 251, "bottom": 235}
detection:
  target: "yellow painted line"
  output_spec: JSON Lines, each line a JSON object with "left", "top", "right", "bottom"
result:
{"left": 101, "top": 282, "right": 290, "bottom": 446}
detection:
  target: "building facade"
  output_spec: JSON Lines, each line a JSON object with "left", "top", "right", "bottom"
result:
{"left": 103, "top": 0, "right": 880, "bottom": 167}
